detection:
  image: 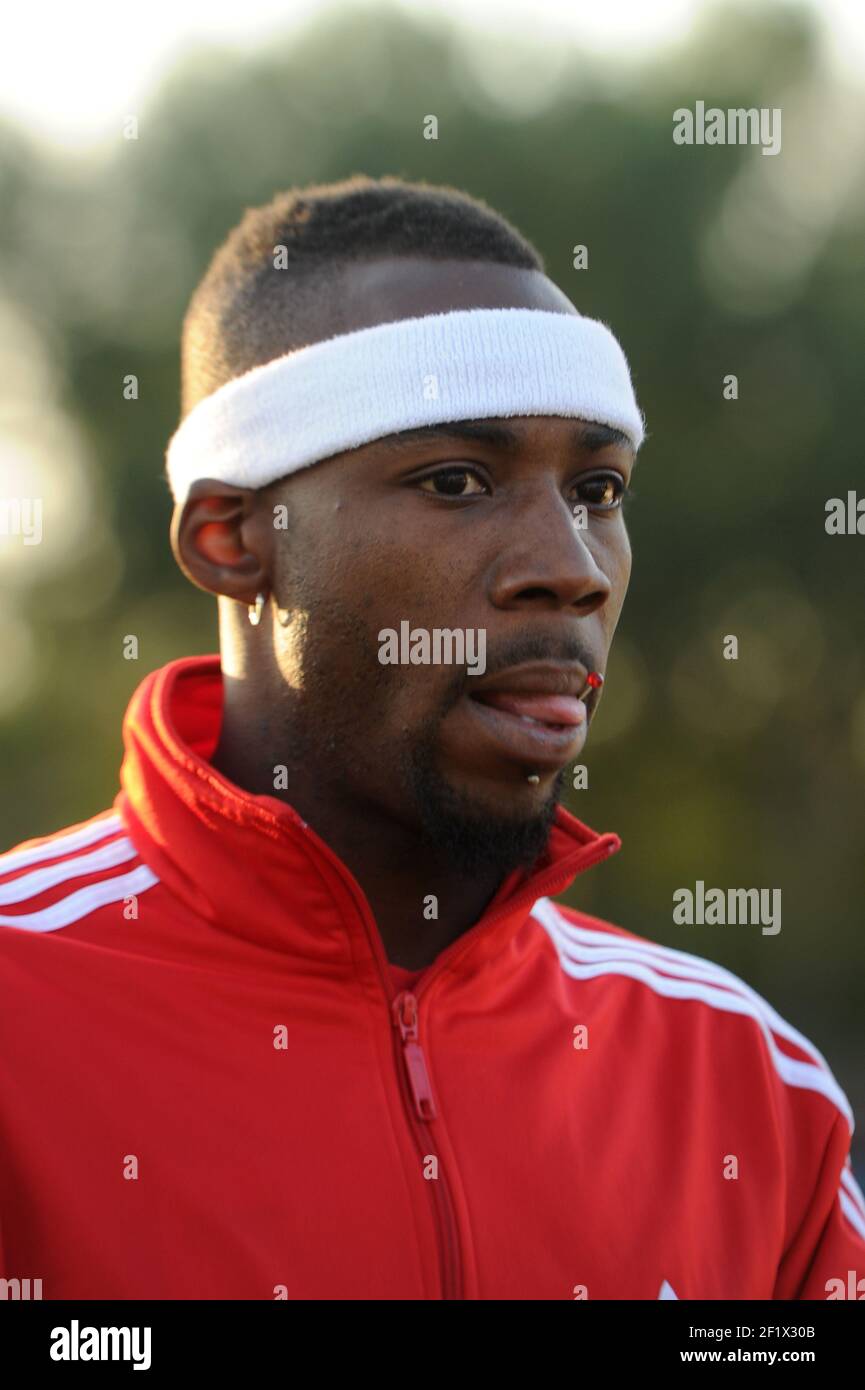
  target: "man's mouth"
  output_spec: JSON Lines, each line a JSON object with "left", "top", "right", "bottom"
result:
{"left": 463, "top": 692, "right": 587, "bottom": 770}
{"left": 458, "top": 662, "right": 593, "bottom": 771}
{"left": 469, "top": 690, "right": 586, "bottom": 731}
{"left": 439, "top": 661, "right": 595, "bottom": 783}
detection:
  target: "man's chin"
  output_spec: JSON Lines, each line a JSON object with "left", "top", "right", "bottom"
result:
{"left": 406, "top": 757, "right": 566, "bottom": 876}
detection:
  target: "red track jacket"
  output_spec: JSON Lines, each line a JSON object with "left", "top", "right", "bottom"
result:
{"left": 1, "top": 655, "right": 864, "bottom": 1300}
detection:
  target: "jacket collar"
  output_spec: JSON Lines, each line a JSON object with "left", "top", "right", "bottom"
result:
{"left": 115, "top": 656, "right": 622, "bottom": 983}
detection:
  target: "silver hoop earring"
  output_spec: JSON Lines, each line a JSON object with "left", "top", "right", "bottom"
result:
{"left": 247, "top": 592, "right": 267, "bottom": 626}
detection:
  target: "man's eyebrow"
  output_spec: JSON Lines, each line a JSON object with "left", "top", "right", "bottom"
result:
{"left": 578, "top": 423, "right": 633, "bottom": 454}
{"left": 371, "top": 418, "right": 633, "bottom": 456}
{"left": 372, "top": 420, "right": 521, "bottom": 453}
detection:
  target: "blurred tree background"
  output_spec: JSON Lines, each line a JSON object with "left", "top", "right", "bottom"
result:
{"left": 1, "top": 2, "right": 863, "bottom": 1150}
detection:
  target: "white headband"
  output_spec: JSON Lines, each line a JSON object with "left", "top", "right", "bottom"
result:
{"left": 166, "top": 306, "right": 645, "bottom": 504}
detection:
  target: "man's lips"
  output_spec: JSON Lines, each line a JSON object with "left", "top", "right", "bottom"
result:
{"left": 462, "top": 690, "right": 587, "bottom": 770}
{"left": 468, "top": 661, "right": 595, "bottom": 727}
{"left": 440, "top": 660, "right": 598, "bottom": 778}
{"left": 470, "top": 690, "right": 586, "bottom": 728}
{"left": 458, "top": 663, "right": 594, "bottom": 771}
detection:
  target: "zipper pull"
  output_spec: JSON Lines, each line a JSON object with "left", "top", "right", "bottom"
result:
{"left": 392, "top": 992, "right": 437, "bottom": 1122}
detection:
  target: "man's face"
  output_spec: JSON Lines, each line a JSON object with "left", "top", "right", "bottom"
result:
{"left": 231, "top": 257, "right": 633, "bottom": 870}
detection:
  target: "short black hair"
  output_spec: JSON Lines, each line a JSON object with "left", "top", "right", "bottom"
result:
{"left": 180, "top": 174, "right": 545, "bottom": 417}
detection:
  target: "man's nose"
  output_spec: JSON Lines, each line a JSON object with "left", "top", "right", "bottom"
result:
{"left": 487, "top": 482, "right": 612, "bottom": 615}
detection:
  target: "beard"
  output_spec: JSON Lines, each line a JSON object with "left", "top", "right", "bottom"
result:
{"left": 404, "top": 738, "right": 566, "bottom": 874}
{"left": 267, "top": 542, "right": 581, "bottom": 877}
{"left": 274, "top": 625, "right": 568, "bottom": 876}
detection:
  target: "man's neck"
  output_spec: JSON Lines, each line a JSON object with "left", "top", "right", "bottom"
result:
{"left": 211, "top": 722, "right": 506, "bottom": 971}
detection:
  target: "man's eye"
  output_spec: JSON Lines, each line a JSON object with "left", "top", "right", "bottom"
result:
{"left": 572, "top": 473, "right": 631, "bottom": 511}
{"left": 418, "top": 468, "right": 488, "bottom": 498}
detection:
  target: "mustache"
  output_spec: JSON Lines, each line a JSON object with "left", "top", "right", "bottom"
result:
{"left": 437, "top": 631, "right": 600, "bottom": 709}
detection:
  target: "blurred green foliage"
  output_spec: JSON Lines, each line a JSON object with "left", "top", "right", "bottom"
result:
{"left": 1, "top": 2, "right": 863, "bottom": 1128}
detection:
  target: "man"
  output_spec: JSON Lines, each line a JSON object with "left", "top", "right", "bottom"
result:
{"left": 1, "top": 175, "right": 863, "bottom": 1300}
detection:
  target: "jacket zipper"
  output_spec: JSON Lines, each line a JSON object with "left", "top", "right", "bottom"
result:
{"left": 383, "top": 833, "right": 619, "bottom": 1300}
{"left": 298, "top": 825, "right": 620, "bottom": 1302}
{"left": 392, "top": 989, "right": 462, "bottom": 1300}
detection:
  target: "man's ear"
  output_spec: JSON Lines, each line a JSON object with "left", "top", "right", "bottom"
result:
{"left": 170, "top": 480, "right": 272, "bottom": 603}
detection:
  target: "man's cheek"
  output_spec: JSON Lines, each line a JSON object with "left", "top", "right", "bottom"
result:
{"left": 354, "top": 543, "right": 466, "bottom": 612}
